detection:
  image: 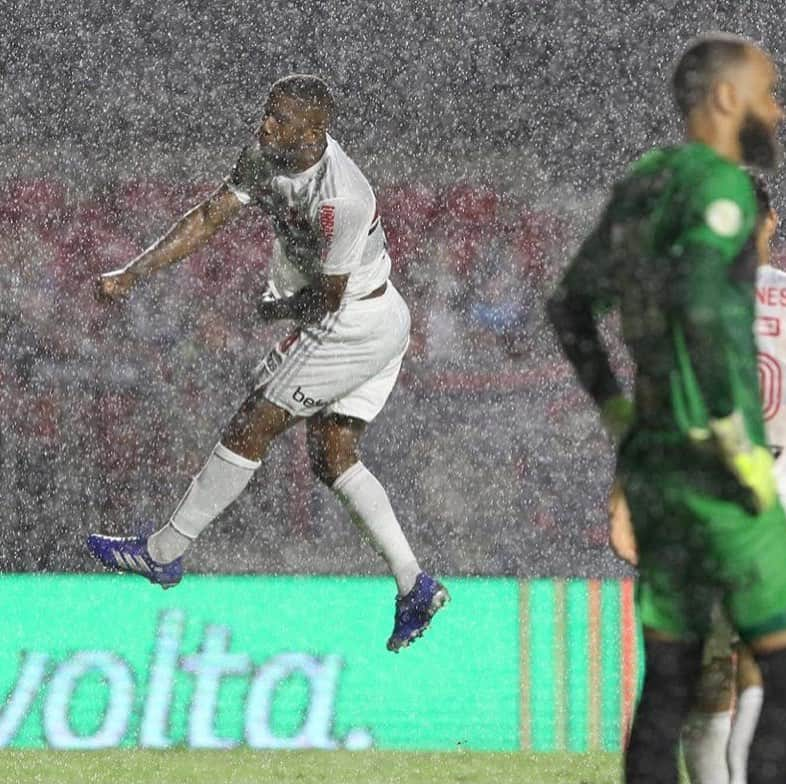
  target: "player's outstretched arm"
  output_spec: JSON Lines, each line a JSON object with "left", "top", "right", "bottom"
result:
{"left": 95, "top": 183, "right": 243, "bottom": 301}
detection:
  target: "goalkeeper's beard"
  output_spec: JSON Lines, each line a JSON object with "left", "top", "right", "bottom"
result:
{"left": 739, "top": 111, "right": 781, "bottom": 170}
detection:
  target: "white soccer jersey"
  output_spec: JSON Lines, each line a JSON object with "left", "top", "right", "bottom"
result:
{"left": 227, "top": 133, "right": 390, "bottom": 302}
{"left": 756, "top": 264, "right": 786, "bottom": 448}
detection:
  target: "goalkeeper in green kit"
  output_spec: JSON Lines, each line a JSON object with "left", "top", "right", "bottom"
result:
{"left": 548, "top": 34, "right": 786, "bottom": 784}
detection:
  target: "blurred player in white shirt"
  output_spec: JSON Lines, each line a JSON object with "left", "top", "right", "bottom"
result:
{"left": 86, "top": 74, "right": 448, "bottom": 652}
{"left": 611, "top": 174, "right": 779, "bottom": 783}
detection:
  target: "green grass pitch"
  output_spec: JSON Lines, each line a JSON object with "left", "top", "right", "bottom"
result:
{"left": 0, "top": 750, "right": 694, "bottom": 784}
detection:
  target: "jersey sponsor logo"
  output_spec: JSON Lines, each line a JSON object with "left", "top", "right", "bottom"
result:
{"left": 293, "top": 386, "right": 326, "bottom": 408}
{"left": 704, "top": 199, "right": 743, "bottom": 237}
{"left": 756, "top": 316, "right": 781, "bottom": 337}
{"left": 759, "top": 351, "right": 782, "bottom": 422}
{"left": 319, "top": 205, "right": 335, "bottom": 243}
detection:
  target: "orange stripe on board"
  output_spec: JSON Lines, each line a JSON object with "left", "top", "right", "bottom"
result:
{"left": 621, "top": 578, "right": 637, "bottom": 742}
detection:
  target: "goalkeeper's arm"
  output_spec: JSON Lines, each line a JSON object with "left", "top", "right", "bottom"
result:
{"left": 547, "top": 209, "right": 630, "bottom": 441}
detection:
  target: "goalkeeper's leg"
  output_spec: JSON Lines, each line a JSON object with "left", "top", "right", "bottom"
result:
{"left": 625, "top": 634, "right": 703, "bottom": 784}
{"left": 747, "top": 638, "right": 786, "bottom": 783}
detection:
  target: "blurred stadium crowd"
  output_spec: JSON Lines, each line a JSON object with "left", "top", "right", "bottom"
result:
{"left": 0, "top": 177, "right": 628, "bottom": 578}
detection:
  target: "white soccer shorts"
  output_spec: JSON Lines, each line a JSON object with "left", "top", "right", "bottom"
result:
{"left": 253, "top": 283, "right": 410, "bottom": 422}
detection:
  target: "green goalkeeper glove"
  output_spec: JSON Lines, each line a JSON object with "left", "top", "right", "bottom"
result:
{"left": 600, "top": 395, "right": 634, "bottom": 444}
{"left": 691, "top": 410, "right": 777, "bottom": 514}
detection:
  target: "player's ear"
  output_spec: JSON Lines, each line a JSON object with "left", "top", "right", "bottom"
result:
{"left": 711, "top": 79, "right": 739, "bottom": 116}
{"left": 766, "top": 208, "right": 779, "bottom": 241}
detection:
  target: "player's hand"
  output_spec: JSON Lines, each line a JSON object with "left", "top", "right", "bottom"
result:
{"left": 95, "top": 269, "right": 137, "bottom": 303}
{"left": 257, "top": 284, "right": 286, "bottom": 321}
{"left": 608, "top": 480, "right": 638, "bottom": 566}
{"left": 728, "top": 446, "right": 778, "bottom": 514}
{"left": 600, "top": 395, "right": 634, "bottom": 444}
{"left": 692, "top": 411, "right": 778, "bottom": 514}
{"left": 257, "top": 300, "right": 285, "bottom": 321}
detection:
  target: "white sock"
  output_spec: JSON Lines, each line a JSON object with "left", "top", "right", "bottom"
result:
{"left": 728, "top": 686, "right": 764, "bottom": 784}
{"left": 332, "top": 462, "right": 420, "bottom": 595}
{"left": 682, "top": 710, "right": 732, "bottom": 784}
{"left": 147, "top": 443, "right": 261, "bottom": 563}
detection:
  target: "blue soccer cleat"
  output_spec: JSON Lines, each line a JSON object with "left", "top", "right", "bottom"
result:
{"left": 387, "top": 572, "right": 450, "bottom": 652}
{"left": 86, "top": 533, "right": 183, "bottom": 590}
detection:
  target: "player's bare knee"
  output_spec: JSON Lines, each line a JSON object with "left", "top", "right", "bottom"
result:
{"left": 694, "top": 656, "right": 735, "bottom": 712}
{"left": 307, "top": 414, "right": 364, "bottom": 486}
{"left": 311, "top": 450, "right": 359, "bottom": 486}
{"left": 737, "top": 644, "right": 764, "bottom": 689}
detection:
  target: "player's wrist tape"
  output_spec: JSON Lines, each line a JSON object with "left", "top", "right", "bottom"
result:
{"left": 257, "top": 287, "right": 327, "bottom": 322}
{"left": 600, "top": 395, "right": 634, "bottom": 444}
{"left": 709, "top": 410, "right": 752, "bottom": 456}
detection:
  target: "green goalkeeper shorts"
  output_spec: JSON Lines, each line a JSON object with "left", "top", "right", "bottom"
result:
{"left": 619, "top": 436, "right": 786, "bottom": 642}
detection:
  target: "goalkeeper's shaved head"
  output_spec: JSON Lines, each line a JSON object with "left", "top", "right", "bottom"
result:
{"left": 672, "top": 33, "right": 782, "bottom": 169}
{"left": 672, "top": 33, "right": 754, "bottom": 119}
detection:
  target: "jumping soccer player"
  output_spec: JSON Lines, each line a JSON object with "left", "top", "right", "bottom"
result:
{"left": 548, "top": 34, "right": 786, "bottom": 784}
{"left": 86, "top": 74, "right": 448, "bottom": 652}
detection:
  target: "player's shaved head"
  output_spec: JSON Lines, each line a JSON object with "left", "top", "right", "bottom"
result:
{"left": 269, "top": 74, "right": 335, "bottom": 126}
{"left": 672, "top": 33, "right": 755, "bottom": 119}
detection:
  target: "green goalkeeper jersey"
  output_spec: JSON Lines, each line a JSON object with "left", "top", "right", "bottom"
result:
{"left": 548, "top": 141, "right": 762, "bottom": 446}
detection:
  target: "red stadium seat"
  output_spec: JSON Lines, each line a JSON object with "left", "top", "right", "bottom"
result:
{"left": 0, "top": 179, "right": 68, "bottom": 233}
{"left": 376, "top": 184, "right": 440, "bottom": 273}
{"left": 113, "top": 180, "right": 183, "bottom": 215}
{"left": 510, "top": 209, "right": 564, "bottom": 285}
{"left": 441, "top": 183, "right": 499, "bottom": 225}
{"left": 52, "top": 202, "right": 138, "bottom": 292}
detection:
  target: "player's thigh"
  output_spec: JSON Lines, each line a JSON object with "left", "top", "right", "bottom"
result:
{"left": 736, "top": 643, "right": 763, "bottom": 689}
{"left": 621, "top": 468, "right": 717, "bottom": 639}
{"left": 222, "top": 387, "right": 297, "bottom": 459}
{"left": 692, "top": 604, "right": 736, "bottom": 712}
{"left": 697, "top": 496, "right": 786, "bottom": 643}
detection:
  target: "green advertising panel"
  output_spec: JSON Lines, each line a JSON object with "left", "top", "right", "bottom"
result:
{"left": 0, "top": 575, "right": 520, "bottom": 751}
{"left": 0, "top": 576, "right": 642, "bottom": 753}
